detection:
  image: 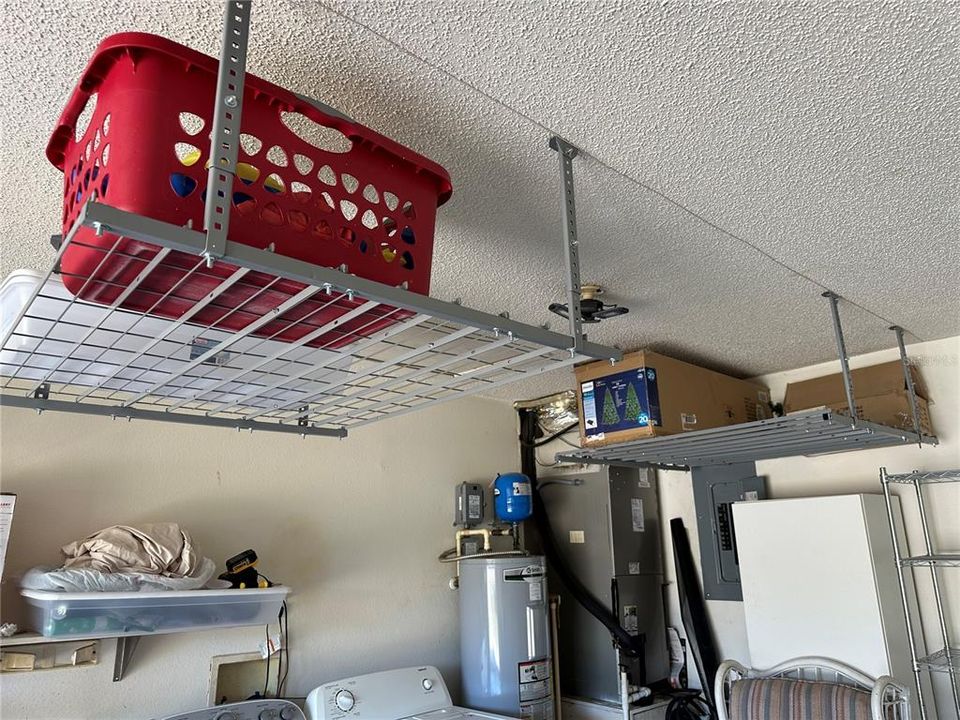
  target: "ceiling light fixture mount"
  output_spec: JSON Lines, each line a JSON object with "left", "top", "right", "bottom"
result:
{"left": 548, "top": 284, "right": 629, "bottom": 324}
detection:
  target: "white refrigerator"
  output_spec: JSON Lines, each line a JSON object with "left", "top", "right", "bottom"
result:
{"left": 733, "top": 494, "right": 934, "bottom": 720}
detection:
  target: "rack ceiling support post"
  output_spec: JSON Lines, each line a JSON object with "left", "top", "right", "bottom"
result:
{"left": 549, "top": 136, "right": 585, "bottom": 355}
{"left": 822, "top": 291, "right": 858, "bottom": 423}
{"left": 203, "top": 0, "right": 252, "bottom": 266}
{"left": 890, "top": 325, "right": 924, "bottom": 447}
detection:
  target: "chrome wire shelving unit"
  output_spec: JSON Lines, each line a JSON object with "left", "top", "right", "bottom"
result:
{"left": 882, "top": 467, "right": 960, "bottom": 720}
{"left": 0, "top": 1, "right": 621, "bottom": 438}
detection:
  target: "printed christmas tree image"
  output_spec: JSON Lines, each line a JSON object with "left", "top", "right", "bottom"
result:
{"left": 625, "top": 383, "right": 642, "bottom": 422}
{"left": 601, "top": 388, "right": 620, "bottom": 426}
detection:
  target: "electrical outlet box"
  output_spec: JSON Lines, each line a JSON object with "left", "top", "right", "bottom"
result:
{"left": 454, "top": 482, "right": 486, "bottom": 527}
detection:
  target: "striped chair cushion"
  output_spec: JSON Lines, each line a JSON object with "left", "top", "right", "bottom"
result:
{"left": 729, "top": 677, "right": 873, "bottom": 720}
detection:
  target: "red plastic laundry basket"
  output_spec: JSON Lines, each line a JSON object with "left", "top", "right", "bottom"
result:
{"left": 47, "top": 33, "right": 452, "bottom": 349}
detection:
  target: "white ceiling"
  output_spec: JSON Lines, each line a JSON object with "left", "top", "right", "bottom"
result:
{"left": 2, "top": 1, "right": 958, "bottom": 401}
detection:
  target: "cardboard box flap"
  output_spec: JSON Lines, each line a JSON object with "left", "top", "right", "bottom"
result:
{"left": 784, "top": 360, "right": 928, "bottom": 412}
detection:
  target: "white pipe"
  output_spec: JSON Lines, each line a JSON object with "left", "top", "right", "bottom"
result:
{"left": 620, "top": 659, "right": 631, "bottom": 720}
{"left": 549, "top": 594, "right": 563, "bottom": 720}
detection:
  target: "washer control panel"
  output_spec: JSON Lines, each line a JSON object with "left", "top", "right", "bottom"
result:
{"left": 158, "top": 700, "right": 305, "bottom": 720}
{"left": 305, "top": 666, "right": 451, "bottom": 720}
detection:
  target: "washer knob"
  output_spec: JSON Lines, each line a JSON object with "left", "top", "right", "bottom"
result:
{"left": 258, "top": 710, "right": 279, "bottom": 720}
{"left": 335, "top": 690, "right": 356, "bottom": 711}
{"left": 215, "top": 713, "right": 239, "bottom": 720}
{"left": 422, "top": 678, "right": 434, "bottom": 691}
{"left": 279, "top": 707, "right": 301, "bottom": 720}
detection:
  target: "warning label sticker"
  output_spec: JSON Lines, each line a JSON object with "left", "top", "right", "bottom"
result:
{"left": 518, "top": 659, "right": 551, "bottom": 703}
{"left": 631, "top": 497, "right": 645, "bottom": 532}
{"left": 520, "top": 699, "right": 555, "bottom": 720}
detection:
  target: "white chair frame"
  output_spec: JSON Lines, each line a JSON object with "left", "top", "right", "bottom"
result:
{"left": 715, "top": 656, "right": 911, "bottom": 720}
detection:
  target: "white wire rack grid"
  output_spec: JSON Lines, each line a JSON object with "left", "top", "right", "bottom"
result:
{"left": 0, "top": 226, "right": 592, "bottom": 435}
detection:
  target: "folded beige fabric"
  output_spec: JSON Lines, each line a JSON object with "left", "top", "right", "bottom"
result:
{"left": 62, "top": 523, "right": 203, "bottom": 578}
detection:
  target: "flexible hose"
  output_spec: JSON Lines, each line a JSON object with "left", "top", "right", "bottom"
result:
{"left": 518, "top": 409, "right": 645, "bottom": 659}
{"left": 437, "top": 548, "right": 529, "bottom": 563}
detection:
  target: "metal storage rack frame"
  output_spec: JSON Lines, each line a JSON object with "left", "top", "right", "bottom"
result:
{"left": 556, "top": 296, "right": 939, "bottom": 604}
{"left": 557, "top": 300, "right": 938, "bottom": 471}
{"left": 882, "top": 467, "right": 960, "bottom": 720}
{"left": 0, "top": 1, "right": 622, "bottom": 438}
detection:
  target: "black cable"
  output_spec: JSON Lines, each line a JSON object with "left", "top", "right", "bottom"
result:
{"left": 276, "top": 613, "right": 283, "bottom": 698}
{"left": 665, "top": 690, "right": 715, "bottom": 720}
{"left": 521, "top": 422, "right": 579, "bottom": 448}
{"left": 263, "top": 624, "right": 271, "bottom": 697}
{"left": 518, "top": 409, "right": 644, "bottom": 658}
{"left": 279, "top": 601, "right": 290, "bottom": 696}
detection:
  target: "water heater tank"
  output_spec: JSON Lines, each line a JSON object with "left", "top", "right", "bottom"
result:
{"left": 459, "top": 556, "right": 554, "bottom": 719}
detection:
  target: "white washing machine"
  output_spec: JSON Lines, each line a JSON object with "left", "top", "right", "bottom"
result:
{"left": 158, "top": 699, "right": 304, "bottom": 720}
{"left": 305, "top": 666, "right": 518, "bottom": 720}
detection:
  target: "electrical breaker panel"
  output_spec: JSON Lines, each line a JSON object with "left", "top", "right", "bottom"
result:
{"left": 692, "top": 463, "right": 766, "bottom": 601}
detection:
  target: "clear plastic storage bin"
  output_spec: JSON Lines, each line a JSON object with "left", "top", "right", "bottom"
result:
{"left": 21, "top": 586, "right": 289, "bottom": 639}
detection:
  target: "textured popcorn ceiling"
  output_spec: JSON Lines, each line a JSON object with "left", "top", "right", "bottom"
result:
{"left": 1, "top": 1, "right": 958, "bottom": 402}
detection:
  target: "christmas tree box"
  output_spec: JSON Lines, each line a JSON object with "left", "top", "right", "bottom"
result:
{"left": 575, "top": 350, "right": 771, "bottom": 447}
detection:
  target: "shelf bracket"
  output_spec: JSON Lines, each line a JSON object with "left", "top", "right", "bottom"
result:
{"left": 889, "top": 325, "right": 924, "bottom": 447}
{"left": 549, "top": 136, "right": 585, "bottom": 354}
{"left": 203, "top": 0, "right": 252, "bottom": 266}
{"left": 113, "top": 636, "right": 140, "bottom": 682}
{"left": 822, "top": 291, "right": 858, "bottom": 423}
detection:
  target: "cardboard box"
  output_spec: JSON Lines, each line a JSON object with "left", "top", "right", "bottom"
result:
{"left": 783, "top": 360, "right": 933, "bottom": 436}
{"left": 575, "top": 350, "right": 771, "bottom": 447}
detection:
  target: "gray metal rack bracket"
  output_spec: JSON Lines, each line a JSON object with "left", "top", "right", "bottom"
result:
{"left": 203, "top": 0, "right": 251, "bottom": 264}
{"left": 113, "top": 636, "right": 140, "bottom": 682}
{"left": 890, "top": 325, "right": 924, "bottom": 446}
{"left": 822, "top": 290, "right": 858, "bottom": 422}
{"left": 549, "top": 136, "right": 584, "bottom": 350}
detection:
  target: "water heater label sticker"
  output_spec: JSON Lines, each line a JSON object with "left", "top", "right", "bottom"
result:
{"left": 504, "top": 566, "right": 546, "bottom": 582}
{"left": 528, "top": 580, "right": 543, "bottom": 602}
{"left": 520, "top": 699, "right": 555, "bottom": 720}
{"left": 518, "top": 659, "right": 551, "bottom": 703}
{"left": 512, "top": 482, "right": 531, "bottom": 496}
{"left": 569, "top": 530, "right": 585, "bottom": 544}
{"left": 631, "top": 498, "right": 645, "bottom": 532}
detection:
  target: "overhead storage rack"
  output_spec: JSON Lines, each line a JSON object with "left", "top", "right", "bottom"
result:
{"left": 0, "top": 1, "right": 621, "bottom": 438}
{"left": 1, "top": 200, "right": 619, "bottom": 437}
{"left": 556, "top": 409, "right": 938, "bottom": 471}
{"left": 557, "top": 305, "right": 938, "bottom": 470}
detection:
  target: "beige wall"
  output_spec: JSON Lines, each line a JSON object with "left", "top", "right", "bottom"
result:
{"left": 0, "top": 396, "right": 519, "bottom": 720}
{"left": 656, "top": 335, "right": 960, "bottom": 719}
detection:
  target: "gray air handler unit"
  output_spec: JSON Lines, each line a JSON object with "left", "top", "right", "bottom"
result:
{"left": 459, "top": 556, "right": 555, "bottom": 719}
{"left": 538, "top": 465, "right": 669, "bottom": 703}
